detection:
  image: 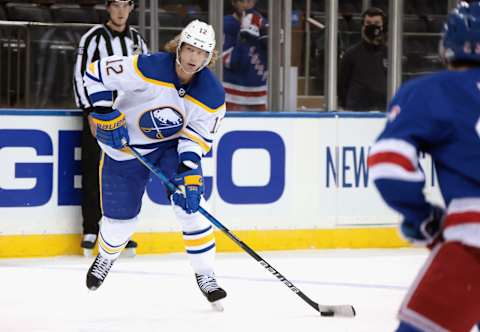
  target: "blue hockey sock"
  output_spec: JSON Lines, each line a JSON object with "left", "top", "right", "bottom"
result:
{"left": 396, "top": 321, "right": 423, "bottom": 332}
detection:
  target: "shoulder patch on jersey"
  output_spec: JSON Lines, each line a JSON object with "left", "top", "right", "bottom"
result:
{"left": 187, "top": 68, "right": 226, "bottom": 113}
{"left": 387, "top": 105, "right": 401, "bottom": 122}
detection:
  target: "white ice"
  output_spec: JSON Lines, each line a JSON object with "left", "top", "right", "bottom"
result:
{"left": 0, "top": 249, "right": 476, "bottom": 332}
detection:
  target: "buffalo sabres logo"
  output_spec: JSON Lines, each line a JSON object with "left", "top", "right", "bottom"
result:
{"left": 139, "top": 106, "right": 184, "bottom": 140}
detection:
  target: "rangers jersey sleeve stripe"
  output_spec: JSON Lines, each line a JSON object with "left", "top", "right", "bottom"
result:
{"left": 222, "top": 82, "right": 267, "bottom": 92}
{"left": 443, "top": 198, "right": 480, "bottom": 247}
{"left": 369, "top": 138, "right": 418, "bottom": 165}
{"left": 368, "top": 138, "right": 425, "bottom": 182}
{"left": 446, "top": 212, "right": 480, "bottom": 227}
{"left": 367, "top": 152, "right": 415, "bottom": 172}
{"left": 368, "top": 164, "right": 425, "bottom": 182}
{"left": 369, "top": 136, "right": 430, "bottom": 223}
{"left": 444, "top": 198, "right": 480, "bottom": 228}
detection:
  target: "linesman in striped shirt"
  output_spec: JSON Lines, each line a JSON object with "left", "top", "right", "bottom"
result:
{"left": 73, "top": 0, "right": 148, "bottom": 257}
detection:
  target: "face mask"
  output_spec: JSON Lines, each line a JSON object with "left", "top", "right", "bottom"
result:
{"left": 364, "top": 24, "right": 383, "bottom": 40}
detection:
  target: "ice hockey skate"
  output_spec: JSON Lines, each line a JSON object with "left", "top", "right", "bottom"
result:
{"left": 86, "top": 254, "right": 114, "bottom": 291}
{"left": 195, "top": 273, "right": 227, "bottom": 311}
{"left": 81, "top": 234, "right": 97, "bottom": 258}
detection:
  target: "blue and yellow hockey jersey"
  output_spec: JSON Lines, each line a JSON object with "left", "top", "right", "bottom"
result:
{"left": 84, "top": 52, "right": 226, "bottom": 161}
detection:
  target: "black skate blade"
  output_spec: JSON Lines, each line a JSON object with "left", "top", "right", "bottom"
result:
{"left": 318, "top": 304, "right": 356, "bottom": 317}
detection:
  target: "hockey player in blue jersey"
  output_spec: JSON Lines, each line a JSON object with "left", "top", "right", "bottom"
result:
{"left": 82, "top": 20, "right": 227, "bottom": 309}
{"left": 223, "top": 0, "right": 268, "bottom": 111}
{"left": 368, "top": 2, "right": 480, "bottom": 331}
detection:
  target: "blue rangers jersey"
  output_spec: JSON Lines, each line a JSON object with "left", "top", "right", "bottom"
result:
{"left": 368, "top": 68, "right": 480, "bottom": 247}
{"left": 83, "top": 52, "right": 226, "bottom": 161}
{"left": 222, "top": 12, "right": 268, "bottom": 106}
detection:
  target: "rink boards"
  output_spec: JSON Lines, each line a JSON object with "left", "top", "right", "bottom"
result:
{"left": 0, "top": 110, "right": 443, "bottom": 257}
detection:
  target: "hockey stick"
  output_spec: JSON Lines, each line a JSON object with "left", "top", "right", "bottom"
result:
{"left": 124, "top": 143, "right": 356, "bottom": 317}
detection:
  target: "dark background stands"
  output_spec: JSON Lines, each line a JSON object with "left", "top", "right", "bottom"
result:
{"left": 338, "top": 7, "right": 388, "bottom": 111}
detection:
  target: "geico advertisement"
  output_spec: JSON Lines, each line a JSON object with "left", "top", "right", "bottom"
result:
{"left": 0, "top": 112, "right": 441, "bottom": 234}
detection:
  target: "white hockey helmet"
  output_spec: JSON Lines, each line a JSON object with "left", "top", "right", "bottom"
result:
{"left": 176, "top": 20, "right": 216, "bottom": 72}
{"left": 106, "top": 0, "right": 134, "bottom": 5}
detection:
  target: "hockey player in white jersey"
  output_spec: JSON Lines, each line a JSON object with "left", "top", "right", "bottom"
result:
{"left": 83, "top": 20, "right": 227, "bottom": 308}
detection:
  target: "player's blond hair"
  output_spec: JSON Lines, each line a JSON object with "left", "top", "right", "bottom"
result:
{"left": 164, "top": 35, "right": 218, "bottom": 67}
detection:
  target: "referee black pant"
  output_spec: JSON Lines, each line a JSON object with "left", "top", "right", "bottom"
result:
{"left": 81, "top": 114, "right": 102, "bottom": 236}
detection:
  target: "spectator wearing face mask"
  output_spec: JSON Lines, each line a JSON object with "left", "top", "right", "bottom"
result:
{"left": 338, "top": 7, "right": 388, "bottom": 111}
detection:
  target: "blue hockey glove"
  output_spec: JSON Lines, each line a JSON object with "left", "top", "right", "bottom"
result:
{"left": 400, "top": 205, "right": 445, "bottom": 247}
{"left": 171, "top": 166, "right": 204, "bottom": 214}
{"left": 90, "top": 109, "right": 129, "bottom": 149}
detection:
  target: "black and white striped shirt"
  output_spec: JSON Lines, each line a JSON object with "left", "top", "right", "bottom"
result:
{"left": 73, "top": 24, "right": 148, "bottom": 109}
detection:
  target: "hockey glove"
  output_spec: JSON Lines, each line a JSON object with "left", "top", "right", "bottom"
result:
{"left": 90, "top": 109, "right": 129, "bottom": 150}
{"left": 400, "top": 205, "right": 445, "bottom": 248}
{"left": 240, "top": 11, "right": 263, "bottom": 40}
{"left": 171, "top": 161, "right": 204, "bottom": 214}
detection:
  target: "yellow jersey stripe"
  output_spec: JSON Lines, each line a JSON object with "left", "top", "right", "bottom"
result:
{"left": 99, "top": 152, "right": 105, "bottom": 215}
{"left": 185, "top": 95, "right": 225, "bottom": 114}
{"left": 132, "top": 55, "right": 224, "bottom": 114}
{"left": 180, "top": 129, "right": 211, "bottom": 153}
{"left": 184, "top": 233, "right": 215, "bottom": 247}
{"left": 133, "top": 55, "right": 176, "bottom": 89}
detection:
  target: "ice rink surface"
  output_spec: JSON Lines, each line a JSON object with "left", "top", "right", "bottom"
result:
{"left": 0, "top": 248, "right": 449, "bottom": 332}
